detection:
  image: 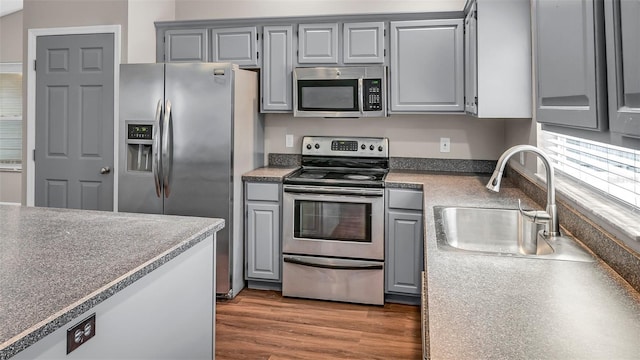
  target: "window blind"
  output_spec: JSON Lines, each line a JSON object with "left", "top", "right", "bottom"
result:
{"left": 0, "top": 72, "right": 22, "bottom": 165}
{"left": 540, "top": 131, "right": 640, "bottom": 208}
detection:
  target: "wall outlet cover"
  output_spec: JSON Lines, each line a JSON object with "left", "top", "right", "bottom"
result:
{"left": 440, "top": 137, "right": 451, "bottom": 153}
{"left": 286, "top": 134, "right": 294, "bottom": 148}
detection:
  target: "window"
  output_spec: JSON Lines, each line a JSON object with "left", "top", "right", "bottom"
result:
{"left": 540, "top": 130, "right": 640, "bottom": 209}
{"left": 0, "top": 63, "right": 22, "bottom": 170}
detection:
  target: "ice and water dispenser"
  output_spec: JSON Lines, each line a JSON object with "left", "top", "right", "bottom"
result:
{"left": 126, "top": 123, "right": 153, "bottom": 172}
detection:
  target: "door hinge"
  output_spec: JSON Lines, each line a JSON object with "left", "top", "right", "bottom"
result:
{"left": 257, "top": 33, "right": 260, "bottom": 41}
{"left": 383, "top": 29, "right": 386, "bottom": 37}
{"left": 384, "top": 49, "right": 386, "bottom": 57}
{"left": 33, "top": 60, "right": 36, "bottom": 71}
{"left": 33, "top": 149, "right": 36, "bottom": 161}
{"left": 257, "top": 51, "right": 259, "bottom": 60}
{"left": 474, "top": 96, "right": 478, "bottom": 105}
{"left": 474, "top": 10, "right": 477, "bottom": 19}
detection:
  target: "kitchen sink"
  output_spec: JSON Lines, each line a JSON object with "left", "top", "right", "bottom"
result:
{"left": 434, "top": 206, "right": 594, "bottom": 262}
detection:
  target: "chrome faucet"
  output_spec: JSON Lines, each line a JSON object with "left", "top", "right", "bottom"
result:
{"left": 486, "top": 145, "right": 560, "bottom": 237}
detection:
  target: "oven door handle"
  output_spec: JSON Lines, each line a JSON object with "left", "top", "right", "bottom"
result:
{"left": 283, "top": 186, "right": 383, "bottom": 197}
{"left": 284, "top": 256, "right": 383, "bottom": 270}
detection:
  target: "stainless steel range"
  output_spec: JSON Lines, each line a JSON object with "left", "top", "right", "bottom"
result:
{"left": 282, "top": 136, "right": 389, "bottom": 305}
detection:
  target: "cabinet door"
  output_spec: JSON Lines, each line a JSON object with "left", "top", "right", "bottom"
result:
{"left": 464, "top": 4, "right": 478, "bottom": 115}
{"left": 262, "top": 25, "right": 293, "bottom": 112}
{"left": 164, "top": 29, "right": 208, "bottom": 62}
{"left": 298, "top": 23, "right": 339, "bottom": 64}
{"left": 390, "top": 19, "right": 464, "bottom": 112}
{"left": 386, "top": 210, "right": 423, "bottom": 295}
{"left": 343, "top": 22, "right": 385, "bottom": 64}
{"left": 534, "top": 0, "right": 606, "bottom": 130}
{"left": 605, "top": 0, "right": 640, "bottom": 138}
{"left": 211, "top": 27, "right": 258, "bottom": 67}
{"left": 246, "top": 202, "right": 280, "bottom": 280}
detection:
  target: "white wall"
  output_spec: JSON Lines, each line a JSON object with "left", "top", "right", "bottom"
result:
{"left": 0, "top": 10, "right": 23, "bottom": 62}
{"left": 128, "top": 0, "right": 175, "bottom": 63}
{"left": 267, "top": 114, "right": 507, "bottom": 159}
{"left": 175, "top": 0, "right": 466, "bottom": 20}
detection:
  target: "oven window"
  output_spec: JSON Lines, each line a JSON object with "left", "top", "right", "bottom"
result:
{"left": 294, "top": 200, "right": 371, "bottom": 242}
{"left": 297, "top": 79, "right": 358, "bottom": 111}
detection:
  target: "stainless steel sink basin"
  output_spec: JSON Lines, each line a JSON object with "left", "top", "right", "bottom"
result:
{"left": 434, "top": 206, "right": 594, "bottom": 262}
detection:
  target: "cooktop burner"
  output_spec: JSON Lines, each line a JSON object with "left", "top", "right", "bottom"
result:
{"left": 284, "top": 136, "right": 390, "bottom": 188}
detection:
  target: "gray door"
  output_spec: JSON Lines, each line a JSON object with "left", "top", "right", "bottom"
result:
{"left": 35, "top": 33, "right": 115, "bottom": 210}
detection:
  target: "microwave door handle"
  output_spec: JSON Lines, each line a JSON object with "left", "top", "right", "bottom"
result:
{"left": 358, "top": 78, "right": 364, "bottom": 115}
{"left": 153, "top": 99, "right": 163, "bottom": 197}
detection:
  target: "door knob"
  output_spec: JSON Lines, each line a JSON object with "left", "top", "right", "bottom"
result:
{"left": 100, "top": 166, "right": 111, "bottom": 174}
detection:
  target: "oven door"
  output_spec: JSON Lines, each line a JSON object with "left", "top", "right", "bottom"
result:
{"left": 282, "top": 185, "right": 384, "bottom": 260}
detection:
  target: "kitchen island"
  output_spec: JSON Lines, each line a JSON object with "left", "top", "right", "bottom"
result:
{"left": 0, "top": 205, "right": 223, "bottom": 360}
{"left": 386, "top": 171, "right": 640, "bottom": 360}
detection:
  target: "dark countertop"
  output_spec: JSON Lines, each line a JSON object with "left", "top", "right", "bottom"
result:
{"left": 241, "top": 166, "right": 298, "bottom": 182}
{"left": 386, "top": 171, "right": 640, "bottom": 360}
{"left": 0, "top": 205, "right": 224, "bottom": 359}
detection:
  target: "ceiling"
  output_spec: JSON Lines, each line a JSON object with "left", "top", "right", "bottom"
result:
{"left": 0, "top": 0, "right": 23, "bottom": 17}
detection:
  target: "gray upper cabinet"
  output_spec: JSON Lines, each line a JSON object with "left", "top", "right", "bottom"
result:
{"left": 211, "top": 26, "right": 259, "bottom": 67}
{"left": 298, "top": 23, "right": 339, "bottom": 64}
{"left": 465, "top": 0, "right": 532, "bottom": 118}
{"left": 164, "top": 29, "right": 208, "bottom": 62}
{"left": 533, "top": 0, "right": 607, "bottom": 130}
{"left": 262, "top": 25, "right": 294, "bottom": 112}
{"left": 343, "top": 22, "right": 385, "bottom": 64}
{"left": 605, "top": 0, "right": 640, "bottom": 138}
{"left": 389, "top": 19, "right": 464, "bottom": 113}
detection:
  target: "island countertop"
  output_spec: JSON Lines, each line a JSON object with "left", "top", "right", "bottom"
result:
{"left": 0, "top": 205, "right": 224, "bottom": 359}
{"left": 386, "top": 171, "right": 640, "bottom": 360}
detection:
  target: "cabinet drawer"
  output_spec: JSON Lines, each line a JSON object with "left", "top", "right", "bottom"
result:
{"left": 387, "top": 188, "right": 423, "bottom": 210}
{"left": 246, "top": 182, "right": 280, "bottom": 201}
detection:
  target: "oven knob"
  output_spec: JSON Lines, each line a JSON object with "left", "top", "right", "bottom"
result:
{"left": 378, "top": 146, "right": 383, "bottom": 152}
{"left": 315, "top": 143, "right": 320, "bottom": 149}
{"left": 369, "top": 145, "right": 374, "bottom": 151}
{"left": 361, "top": 144, "right": 366, "bottom": 150}
{"left": 306, "top": 144, "right": 312, "bottom": 150}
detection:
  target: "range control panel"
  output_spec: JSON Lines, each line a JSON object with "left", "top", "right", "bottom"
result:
{"left": 362, "top": 79, "right": 382, "bottom": 112}
{"left": 302, "top": 136, "right": 389, "bottom": 158}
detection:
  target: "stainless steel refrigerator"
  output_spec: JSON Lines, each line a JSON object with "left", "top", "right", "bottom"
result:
{"left": 118, "top": 62, "right": 263, "bottom": 298}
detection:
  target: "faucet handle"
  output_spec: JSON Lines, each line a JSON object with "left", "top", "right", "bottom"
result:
{"left": 517, "top": 199, "right": 551, "bottom": 224}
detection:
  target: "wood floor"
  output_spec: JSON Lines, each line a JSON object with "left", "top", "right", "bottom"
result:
{"left": 215, "top": 288, "right": 422, "bottom": 360}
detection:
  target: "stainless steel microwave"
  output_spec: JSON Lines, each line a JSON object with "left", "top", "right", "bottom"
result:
{"left": 293, "top": 66, "right": 387, "bottom": 118}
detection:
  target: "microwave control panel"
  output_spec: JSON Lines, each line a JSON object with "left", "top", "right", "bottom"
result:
{"left": 363, "top": 79, "right": 382, "bottom": 111}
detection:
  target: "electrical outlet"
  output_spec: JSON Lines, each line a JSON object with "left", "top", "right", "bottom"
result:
{"left": 67, "top": 313, "right": 96, "bottom": 354}
{"left": 285, "top": 134, "right": 294, "bottom": 148}
{"left": 440, "top": 137, "right": 451, "bottom": 153}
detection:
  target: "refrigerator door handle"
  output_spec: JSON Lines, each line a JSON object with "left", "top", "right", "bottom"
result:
{"left": 162, "top": 100, "right": 172, "bottom": 198}
{"left": 153, "top": 99, "right": 163, "bottom": 197}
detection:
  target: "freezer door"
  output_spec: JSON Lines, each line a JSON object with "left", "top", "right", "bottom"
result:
{"left": 163, "top": 63, "right": 232, "bottom": 217}
{"left": 118, "top": 64, "right": 164, "bottom": 214}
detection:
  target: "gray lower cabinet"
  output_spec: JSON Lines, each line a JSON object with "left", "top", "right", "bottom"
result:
{"left": 245, "top": 182, "right": 281, "bottom": 282}
{"left": 211, "top": 26, "right": 259, "bottom": 67}
{"left": 386, "top": 188, "right": 424, "bottom": 296}
{"left": 533, "top": 0, "right": 607, "bottom": 131}
{"left": 298, "top": 23, "right": 339, "bottom": 64}
{"left": 605, "top": 0, "right": 640, "bottom": 138}
{"left": 389, "top": 19, "right": 464, "bottom": 113}
{"left": 261, "top": 25, "right": 293, "bottom": 112}
{"left": 164, "top": 29, "right": 208, "bottom": 62}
